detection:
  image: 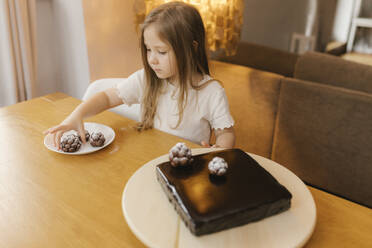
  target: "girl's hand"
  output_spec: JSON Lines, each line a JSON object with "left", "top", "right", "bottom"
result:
{"left": 43, "top": 89, "right": 122, "bottom": 150}
{"left": 201, "top": 141, "right": 220, "bottom": 148}
{"left": 43, "top": 114, "right": 86, "bottom": 150}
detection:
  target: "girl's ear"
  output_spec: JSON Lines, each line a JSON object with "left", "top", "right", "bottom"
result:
{"left": 192, "top": 40, "right": 198, "bottom": 51}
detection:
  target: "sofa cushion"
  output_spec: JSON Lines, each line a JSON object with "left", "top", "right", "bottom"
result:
{"left": 294, "top": 51, "right": 372, "bottom": 94}
{"left": 272, "top": 77, "right": 372, "bottom": 208}
{"left": 211, "top": 42, "right": 299, "bottom": 77}
{"left": 210, "top": 60, "right": 282, "bottom": 158}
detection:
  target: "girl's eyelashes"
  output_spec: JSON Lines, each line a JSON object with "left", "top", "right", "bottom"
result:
{"left": 146, "top": 48, "right": 167, "bottom": 55}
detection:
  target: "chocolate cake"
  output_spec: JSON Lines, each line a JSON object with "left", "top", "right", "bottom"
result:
{"left": 156, "top": 148, "right": 292, "bottom": 236}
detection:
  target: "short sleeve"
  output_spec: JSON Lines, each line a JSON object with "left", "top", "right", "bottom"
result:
{"left": 207, "top": 87, "right": 235, "bottom": 130}
{"left": 115, "top": 69, "right": 146, "bottom": 106}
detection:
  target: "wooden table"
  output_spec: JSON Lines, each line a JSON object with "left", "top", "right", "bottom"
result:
{"left": 1, "top": 93, "right": 371, "bottom": 247}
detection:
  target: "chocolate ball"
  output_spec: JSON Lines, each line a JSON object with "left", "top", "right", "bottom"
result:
{"left": 208, "top": 157, "right": 228, "bottom": 176}
{"left": 60, "top": 134, "right": 82, "bottom": 153}
{"left": 169, "top": 142, "right": 193, "bottom": 167}
{"left": 89, "top": 132, "right": 105, "bottom": 147}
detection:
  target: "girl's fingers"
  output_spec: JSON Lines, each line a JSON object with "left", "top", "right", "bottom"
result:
{"left": 43, "top": 127, "right": 54, "bottom": 135}
{"left": 78, "top": 127, "right": 86, "bottom": 143}
{"left": 45, "top": 124, "right": 73, "bottom": 148}
{"left": 201, "top": 141, "right": 211, "bottom": 147}
{"left": 201, "top": 141, "right": 219, "bottom": 148}
{"left": 52, "top": 132, "right": 57, "bottom": 148}
{"left": 54, "top": 130, "right": 64, "bottom": 149}
{"left": 78, "top": 122, "right": 86, "bottom": 143}
{"left": 44, "top": 124, "right": 66, "bottom": 135}
{"left": 80, "top": 131, "right": 86, "bottom": 143}
{"left": 53, "top": 131, "right": 59, "bottom": 148}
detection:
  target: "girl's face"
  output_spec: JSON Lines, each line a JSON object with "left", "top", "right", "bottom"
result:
{"left": 144, "top": 24, "right": 177, "bottom": 81}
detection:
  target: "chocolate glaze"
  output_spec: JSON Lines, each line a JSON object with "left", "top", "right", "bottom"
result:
{"left": 156, "top": 148, "right": 292, "bottom": 236}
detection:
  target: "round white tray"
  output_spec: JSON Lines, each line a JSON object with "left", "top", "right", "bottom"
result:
{"left": 44, "top": 122, "right": 115, "bottom": 155}
{"left": 122, "top": 148, "right": 316, "bottom": 248}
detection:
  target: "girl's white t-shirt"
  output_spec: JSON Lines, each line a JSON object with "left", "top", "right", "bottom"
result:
{"left": 115, "top": 69, "right": 234, "bottom": 144}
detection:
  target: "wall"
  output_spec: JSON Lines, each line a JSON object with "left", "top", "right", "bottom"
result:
{"left": 35, "top": 0, "right": 59, "bottom": 97}
{"left": 241, "top": 0, "right": 318, "bottom": 52}
{"left": 0, "top": 0, "right": 17, "bottom": 106}
{"left": 34, "top": 0, "right": 364, "bottom": 102}
{"left": 36, "top": 0, "right": 90, "bottom": 99}
{"left": 240, "top": 0, "right": 353, "bottom": 53}
{"left": 354, "top": 0, "right": 372, "bottom": 53}
{"left": 36, "top": 0, "right": 143, "bottom": 100}
{"left": 82, "top": 0, "right": 142, "bottom": 82}
{"left": 81, "top": 0, "right": 320, "bottom": 62}
{"left": 331, "top": 0, "right": 353, "bottom": 43}
{"left": 317, "top": 0, "right": 338, "bottom": 51}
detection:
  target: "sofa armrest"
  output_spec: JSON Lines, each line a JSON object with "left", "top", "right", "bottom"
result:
{"left": 294, "top": 51, "right": 372, "bottom": 94}
{"left": 272, "top": 77, "right": 372, "bottom": 208}
{"left": 211, "top": 41, "right": 299, "bottom": 77}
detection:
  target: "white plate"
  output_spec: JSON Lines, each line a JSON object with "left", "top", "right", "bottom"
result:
{"left": 122, "top": 148, "right": 316, "bottom": 248}
{"left": 44, "top": 122, "right": 115, "bottom": 155}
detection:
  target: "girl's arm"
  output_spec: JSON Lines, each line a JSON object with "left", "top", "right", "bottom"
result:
{"left": 202, "top": 126, "right": 235, "bottom": 149}
{"left": 214, "top": 126, "right": 235, "bottom": 148}
{"left": 44, "top": 88, "right": 123, "bottom": 148}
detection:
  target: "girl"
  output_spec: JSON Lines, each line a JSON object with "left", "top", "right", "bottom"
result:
{"left": 44, "top": 1, "right": 235, "bottom": 149}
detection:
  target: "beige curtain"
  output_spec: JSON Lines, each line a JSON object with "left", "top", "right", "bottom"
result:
{"left": 0, "top": 0, "right": 37, "bottom": 107}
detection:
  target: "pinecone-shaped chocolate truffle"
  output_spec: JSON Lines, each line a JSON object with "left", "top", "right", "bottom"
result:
{"left": 169, "top": 142, "right": 193, "bottom": 167}
{"left": 208, "top": 157, "right": 228, "bottom": 176}
{"left": 79, "top": 130, "right": 90, "bottom": 142}
{"left": 60, "top": 134, "right": 82, "bottom": 153}
{"left": 89, "top": 132, "right": 105, "bottom": 147}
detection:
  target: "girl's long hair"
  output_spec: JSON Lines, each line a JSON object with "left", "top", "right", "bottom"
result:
{"left": 138, "top": 1, "right": 209, "bottom": 130}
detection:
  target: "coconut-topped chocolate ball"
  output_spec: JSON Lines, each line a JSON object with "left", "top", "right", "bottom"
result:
{"left": 60, "top": 134, "right": 82, "bottom": 153}
{"left": 89, "top": 132, "right": 105, "bottom": 147}
{"left": 169, "top": 142, "right": 193, "bottom": 167}
{"left": 208, "top": 157, "right": 228, "bottom": 176}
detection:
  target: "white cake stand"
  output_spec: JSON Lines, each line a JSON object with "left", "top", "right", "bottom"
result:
{"left": 122, "top": 148, "right": 316, "bottom": 248}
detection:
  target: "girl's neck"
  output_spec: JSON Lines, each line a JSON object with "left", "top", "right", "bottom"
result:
{"left": 168, "top": 72, "right": 203, "bottom": 86}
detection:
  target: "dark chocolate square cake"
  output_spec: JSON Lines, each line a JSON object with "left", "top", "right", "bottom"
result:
{"left": 156, "top": 148, "right": 292, "bottom": 236}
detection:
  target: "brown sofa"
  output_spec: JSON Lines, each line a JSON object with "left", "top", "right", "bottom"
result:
{"left": 210, "top": 51, "right": 372, "bottom": 208}
{"left": 211, "top": 41, "right": 299, "bottom": 77}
